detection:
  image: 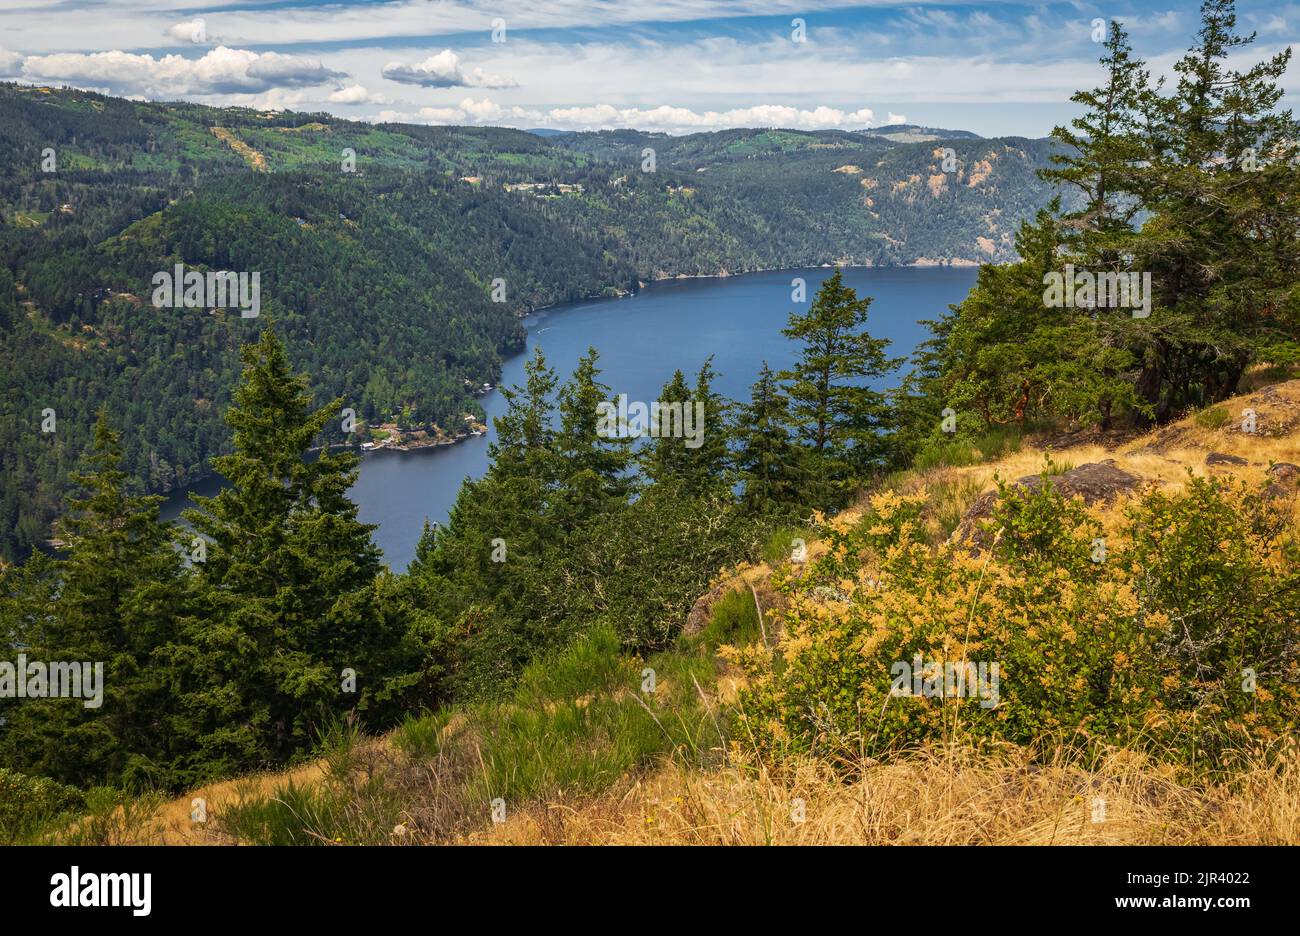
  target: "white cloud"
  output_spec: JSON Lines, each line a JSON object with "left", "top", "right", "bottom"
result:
{"left": 543, "top": 102, "right": 880, "bottom": 132}
{"left": 20, "top": 46, "right": 347, "bottom": 97}
{"left": 0, "top": 1, "right": 888, "bottom": 54}
{"left": 0, "top": 46, "right": 23, "bottom": 77}
{"left": 329, "top": 84, "right": 387, "bottom": 105}
{"left": 380, "top": 97, "right": 888, "bottom": 133}
{"left": 382, "top": 50, "right": 516, "bottom": 89}
{"left": 164, "top": 18, "right": 210, "bottom": 45}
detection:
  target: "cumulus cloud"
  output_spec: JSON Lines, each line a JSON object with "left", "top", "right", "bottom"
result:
{"left": 329, "top": 84, "right": 387, "bottom": 105}
{"left": 164, "top": 18, "right": 210, "bottom": 45}
{"left": 379, "top": 98, "right": 534, "bottom": 125}
{"left": 20, "top": 46, "right": 346, "bottom": 97}
{"left": 0, "top": 47, "right": 24, "bottom": 77}
{"left": 377, "top": 98, "right": 889, "bottom": 133}
{"left": 381, "top": 50, "right": 517, "bottom": 89}
{"left": 543, "top": 102, "right": 881, "bottom": 133}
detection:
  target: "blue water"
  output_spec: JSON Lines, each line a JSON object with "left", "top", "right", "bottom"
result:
{"left": 166, "top": 266, "right": 977, "bottom": 570}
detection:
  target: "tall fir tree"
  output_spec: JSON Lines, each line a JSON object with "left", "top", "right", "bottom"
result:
{"left": 778, "top": 270, "right": 900, "bottom": 500}
{"left": 176, "top": 327, "right": 393, "bottom": 779}
{"left": 642, "top": 358, "right": 730, "bottom": 497}
{"left": 0, "top": 410, "right": 185, "bottom": 789}
{"left": 554, "top": 348, "right": 633, "bottom": 525}
{"left": 410, "top": 348, "right": 568, "bottom": 695}
{"left": 1041, "top": 19, "right": 1152, "bottom": 265}
{"left": 1132, "top": 0, "right": 1299, "bottom": 415}
{"left": 732, "top": 361, "right": 802, "bottom": 513}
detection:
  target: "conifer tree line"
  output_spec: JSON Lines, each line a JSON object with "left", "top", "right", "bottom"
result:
{"left": 0, "top": 266, "right": 898, "bottom": 791}
{"left": 1, "top": 0, "right": 1296, "bottom": 795}
{"left": 894, "top": 0, "right": 1299, "bottom": 453}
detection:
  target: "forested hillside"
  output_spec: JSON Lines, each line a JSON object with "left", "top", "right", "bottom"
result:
{"left": 0, "top": 83, "right": 1063, "bottom": 561}
{"left": 1, "top": 2, "right": 1298, "bottom": 846}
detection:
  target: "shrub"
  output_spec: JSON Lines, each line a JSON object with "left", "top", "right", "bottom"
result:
{"left": 0, "top": 768, "right": 85, "bottom": 843}
{"left": 1195, "top": 406, "right": 1231, "bottom": 430}
{"left": 737, "top": 475, "right": 1299, "bottom": 775}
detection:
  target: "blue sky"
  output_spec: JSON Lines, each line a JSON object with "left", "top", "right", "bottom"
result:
{"left": 0, "top": 1, "right": 1294, "bottom": 136}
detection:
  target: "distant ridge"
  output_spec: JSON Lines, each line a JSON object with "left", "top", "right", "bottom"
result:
{"left": 856, "top": 124, "right": 983, "bottom": 142}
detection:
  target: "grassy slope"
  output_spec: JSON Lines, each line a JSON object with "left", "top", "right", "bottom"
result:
{"left": 43, "top": 376, "right": 1300, "bottom": 846}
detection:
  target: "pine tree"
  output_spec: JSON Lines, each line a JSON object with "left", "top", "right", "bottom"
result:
{"left": 1041, "top": 19, "right": 1152, "bottom": 265}
{"left": 934, "top": 208, "right": 1141, "bottom": 432}
{"left": 778, "top": 270, "right": 900, "bottom": 499}
{"left": 688, "top": 355, "right": 732, "bottom": 495}
{"left": 1131, "top": 0, "right": 1299, "bottom": 416}
{"left": 0, "top": 410, "right": 184, "bottom": 789}
{"left": 642, "top": 368, "right": 693, "bottom": 486}
{"left": 176, "top": 327, "right": 391, "bottom": 778}
{"left": 409, "top": 348, "right": 567, "bottom": 696}
{"left": 641, "top": 358, "right": 729, "bottom": 497}
{"left": 554, "top": 348, "right": 633, "bottom": 524}
{"left": 732, "top": 362, "right": 801, "bottom": 513}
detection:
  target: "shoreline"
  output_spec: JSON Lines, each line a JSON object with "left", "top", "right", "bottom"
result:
{"left": 522, "top": 258, "right": 985, "bottom": 320}
{"left": 167, "top": 262, "right": 981, "bottom": 499}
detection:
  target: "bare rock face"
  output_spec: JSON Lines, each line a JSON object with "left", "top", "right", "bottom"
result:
{"left": 1206, "top": 451, "right": 1248, "bottom": 467}
{"left": 1266, "top": 462, "right": 1300, "bottom": 499}
{"left": 1270, "top": 462, "right": 1300, "bottom": 482}
{"left": 682, "top": 582, "right": 728, "bottom": 638}
{"left": 952, "top": 460, "right": 1141, "bottom": 547}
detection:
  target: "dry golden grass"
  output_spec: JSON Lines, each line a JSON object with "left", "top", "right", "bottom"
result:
{"left": 473, "top": 742, "right": 1300, "bottom": 846}
{"left": 925, "top": 380, "right": 1300, "bottom": 502}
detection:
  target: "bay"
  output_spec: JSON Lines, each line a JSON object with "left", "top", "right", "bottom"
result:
{"left": 165, "top": 266, "right": 978, "bottom": 570}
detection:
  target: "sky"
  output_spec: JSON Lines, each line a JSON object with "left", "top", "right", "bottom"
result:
{"left": 0, "top": 1, "right": 1294, "bottom": 137}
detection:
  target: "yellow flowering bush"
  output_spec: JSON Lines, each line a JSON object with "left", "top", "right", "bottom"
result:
{"left": 737, "top": 476, "right": 1299, "bottom": 773}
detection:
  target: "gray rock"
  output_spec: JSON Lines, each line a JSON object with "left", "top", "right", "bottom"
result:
{"left": 1206, "top": 451, "right": 1248, "bottom": 467}
{"left": 952, "top": 460, "right": 1141, "bottom": 546}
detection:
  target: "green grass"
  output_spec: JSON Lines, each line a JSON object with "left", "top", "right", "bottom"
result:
{"left": 1195, "top": 405, "right": 1232, "bottom": 430}
{"left": 760, "top": 524, "right": 817, "bottom": 566}
{"left": 215, "top": 625, "right": 730, "bottom": 843}
{"left": 218, "top": 780, "right": 343, "bottom": 846}
{"left": 683, "top": 587, "right": 761, "bottom": 652}
{"left": 913, "top": 425, "right": 1024, "bottom": 473}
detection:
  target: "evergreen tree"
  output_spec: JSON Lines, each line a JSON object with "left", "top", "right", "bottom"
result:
{"left": 1132, "top": 0, "right": 1299, "bottom": 416}
{"left": 409, "top": 349, "right": 567, "bottom": 695}
{"left": 175, "top": 327, "right": 392, "bottom": 778}
{"left": 642, "top": 358, "right": 730, "bottom": 497}
{"left": 934, "top": 207, "right": 1141, "bottom": 432}
{"left": 1041, "top": 19, "right": 1151, "bottom": 264}
{"left": 778, "top": 270, "right": 900, "bottom": 499}
{"left": 554, "top": 348, "right": 633, "bottom": 524}
{"left": 733, "top": 362, "right": 801, "bottom": 513}
{"left": 688, "top": 355, "right": 732, "bottom": 495}
{"left": 0, "top": 410, "right": 184, "bottom": 789}
{"left": 642, "top": 368, "right": 693, "bottom": 486}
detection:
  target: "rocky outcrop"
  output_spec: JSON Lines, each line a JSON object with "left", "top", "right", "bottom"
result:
{"left": 1266, "top": 462, "right": 1300, "bottom": 499}
{"left": 952, "top": 460, "right": 1142, "bottom": 546}
{"left": 1206, "top": 451, "right": 1248, "bottom": 467}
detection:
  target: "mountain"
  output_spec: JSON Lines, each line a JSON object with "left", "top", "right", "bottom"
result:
{"left": 855, "top": 124, "right": 984, "bottom": 142}
{"left": 0, "top": 82, "right": 1066, "bottom": 560}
